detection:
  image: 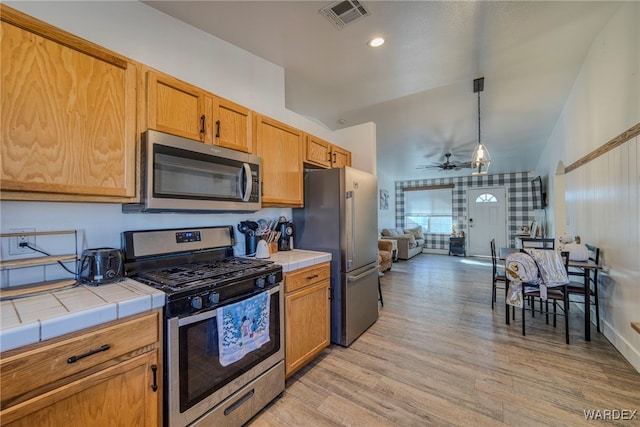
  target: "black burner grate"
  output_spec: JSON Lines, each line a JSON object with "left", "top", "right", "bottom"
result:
{"left": 136, "top": 257, "right": 273, "bottom": 288}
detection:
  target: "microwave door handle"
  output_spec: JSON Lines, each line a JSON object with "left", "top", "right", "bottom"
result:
{"left": 240, "top": 163, "right": 252, "bottom": 201}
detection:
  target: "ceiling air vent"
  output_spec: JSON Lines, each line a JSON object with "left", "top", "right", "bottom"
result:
{"left": 320, "top": 0, "right": 371, "bottom": 30}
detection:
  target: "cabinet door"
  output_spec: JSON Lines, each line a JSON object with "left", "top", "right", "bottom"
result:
{"left": 1, "top": 350, "right": 159, "bottom": 427}
{"left": 0, "top": 6, "right": 136, "bottom": 200}
{"left": 285, "top": 280, "right": 330, "bottom": 378}
{"left": 254, "top": 115, "right": 303, "bottom": 207}
{"left": 331, "top": 145, "right": 352, "bottom": 168}
{"left": 146, "top": 70, "right": 212, "bottom": 143}
{"left": 213, "top": 96, "right": 253, "bottom": 153}
{"left": 304, "top": 135, "right": 331, "bottom": 168}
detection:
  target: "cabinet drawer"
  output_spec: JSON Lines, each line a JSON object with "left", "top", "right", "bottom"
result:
{"left": 285, "top": 262, "right": 330, "bottom": 294}
{"left": 0, "top": 311, "right": 159, "bottom": 408}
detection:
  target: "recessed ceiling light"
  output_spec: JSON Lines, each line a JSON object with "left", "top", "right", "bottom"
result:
{"left": 368, "top": 37, "right": 385, "bottom": 48}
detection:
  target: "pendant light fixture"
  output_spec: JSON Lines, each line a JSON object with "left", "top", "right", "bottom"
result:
{"left": 471, "top": 77, "right": 491, "bottom": 175}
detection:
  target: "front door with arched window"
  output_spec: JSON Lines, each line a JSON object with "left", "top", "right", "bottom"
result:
{"left": 467, "top": 187, "right": 507, "bottom": 256}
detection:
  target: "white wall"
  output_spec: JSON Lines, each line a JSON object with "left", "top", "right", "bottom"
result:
{"left": 334, "top": 122, "right": 377, "bottom": 175}
{"left": 376, "top": 170, "right": 396, "bottom": 231}
{"left": 535, "top": 2, "right": 640, "bottom": 371}
{"left": 1, "top": 1, "right": 375, "bottom": 269}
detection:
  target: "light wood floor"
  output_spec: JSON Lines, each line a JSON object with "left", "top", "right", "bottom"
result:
{"left": 251, "top": 254, "right": 640, "bottom": 426}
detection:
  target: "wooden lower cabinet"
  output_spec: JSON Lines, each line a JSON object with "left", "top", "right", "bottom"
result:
{"left": 284, "top": 263, "right": 331, "bottom": 378}
{"left": 2, "top": 350, "right": 158, "bottom": 427}
{"left": 0, "top": 311, "right": 161, "bottom": 426}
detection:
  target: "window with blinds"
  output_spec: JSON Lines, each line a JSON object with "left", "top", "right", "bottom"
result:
{"left": 404, "top": 186, "right": 453, "bottom": 233}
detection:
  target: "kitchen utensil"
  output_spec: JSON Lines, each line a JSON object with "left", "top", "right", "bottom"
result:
{"left": 78, "top": 248, "right": 124, "bottom": 285}
{"left": 255, "top": 239, "right": 270, "bottom": 259}
{"left": 276, "top": 220, "right": 295, "bottom": 251}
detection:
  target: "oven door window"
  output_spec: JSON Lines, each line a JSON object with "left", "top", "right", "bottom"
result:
{"left": 178, "top": 291, "right": 280, "bottom": 412}
{"left": 153, "top": 145, "right": 242, "bottom": 201}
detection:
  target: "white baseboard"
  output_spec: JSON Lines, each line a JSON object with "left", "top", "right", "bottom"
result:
{"left": 422, "top": 249, "right": 449, "bottom": 255}
{"left": 570, "top": 296, "right": 640, "bottom": 374}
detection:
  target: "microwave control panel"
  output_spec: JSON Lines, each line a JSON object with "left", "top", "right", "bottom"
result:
{"left": 249, "top": 168, "right": 260, "bottom": 202}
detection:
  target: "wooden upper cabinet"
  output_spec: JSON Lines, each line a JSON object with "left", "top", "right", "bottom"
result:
{"left": 254, "top": 115, "right": 304, "bottom": 207}
{"left": 0, "top": 5, "right": 137, "bottom": 201}
{"left": 331, "top": 145, "right": 352, "bottom": 168}
{"left": 304, "top": 135, "right": 332, "bottom": 168}
{"left": 213, "top": 96, "right": 253, "bottom": 153}
{"left": 145, "top": 70, "right": 212, "bottom": 144}
{"left": 304, "top": 134, "right": 351, "bottom": 169}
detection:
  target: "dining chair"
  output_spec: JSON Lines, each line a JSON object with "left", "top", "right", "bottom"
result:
{"left": 514, "top": 250, "right": 571, "bottom": 344}
{"left": 566, "top": 244, "right": 600, "bottom": 332}
{"left": 490, "top": 239, "right": 506, "bottom": 309}
{"left": 520, "top": 237, "right": 555, "bottom": 249}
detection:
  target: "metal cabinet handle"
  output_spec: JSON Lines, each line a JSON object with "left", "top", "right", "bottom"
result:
{"left": 306, "top": 274, "right": 319, "bottom": 280}
{"left": 327, "top": 152, "right": 332, "bottom": 162}
{"left": 67, "top": 344, "right": 110, "bottom": 364}
{"left": 333, "top": 153, "right": 336, "bottom": 163}
{"left": 151, "top": 364, "right": 158, "bottom": 392}
{"left": 215, "top": 120, "right": 221, "bottom": 138}
{"left": 200, "top": 115, "right": 206, "bottom": 134}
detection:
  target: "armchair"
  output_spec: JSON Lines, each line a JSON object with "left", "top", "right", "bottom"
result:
{"left": 378, "top": 240, "right": 393, "bottom": 273}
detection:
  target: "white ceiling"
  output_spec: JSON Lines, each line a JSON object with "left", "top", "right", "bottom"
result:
{"left": 142, "top": 1, "right": 622, "bottom": 180}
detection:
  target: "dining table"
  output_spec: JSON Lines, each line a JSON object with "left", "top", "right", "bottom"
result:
{"left": 567, "top": 259, "right": 600, "bottom": 341}
{"left": 498, "top": 247, "right": 599, "bottom": 341}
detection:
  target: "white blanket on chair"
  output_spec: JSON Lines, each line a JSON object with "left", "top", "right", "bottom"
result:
{"left": 524, "top": 249, "right": 569, "bottom": 288}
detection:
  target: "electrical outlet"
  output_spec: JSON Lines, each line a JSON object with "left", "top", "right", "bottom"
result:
{"left": 9, "top": 228, "right": 35, "bottom": 255}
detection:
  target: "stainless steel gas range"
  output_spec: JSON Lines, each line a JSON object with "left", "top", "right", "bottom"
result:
{"left": 122, "top": 226, "right": 284, "bottom": 427}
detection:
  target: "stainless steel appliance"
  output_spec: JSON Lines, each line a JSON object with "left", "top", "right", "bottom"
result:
{"left": 293, "top": 166, "right": 379, "bottom": 346}
{"left": 276, "top": 220, "right": 294, "bottom": 251}
{"left": 78, "top": 248, "right": 124, "bottom": 285}
{"left": 123, "top": 130, "right": 261, "bottom": 213}
{"left": 122, "top": 226, "right": 284, "bottom": 427}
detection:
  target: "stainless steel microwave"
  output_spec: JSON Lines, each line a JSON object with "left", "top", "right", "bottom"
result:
{"left": 123, "top": 130, "right": 261, "bottom": 213}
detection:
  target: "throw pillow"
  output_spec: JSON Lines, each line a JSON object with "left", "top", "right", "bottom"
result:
{"left": 381, "top": 228, "right": 398, "bottom": 237}
{"left": 403, "top": 226, "right": 424, "bottom": 240}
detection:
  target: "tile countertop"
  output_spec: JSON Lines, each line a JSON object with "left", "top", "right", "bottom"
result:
{"left": 0, "top": 249, "right": 330, "bottom": 353}
{"left": 266, "top": 249, "right": 332, "bottom": 272}
{"left": 0, "top": 279, "right": 165, "bottom": 353}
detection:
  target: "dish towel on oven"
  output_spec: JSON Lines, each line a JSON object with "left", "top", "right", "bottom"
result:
{"left": 217, "top": 291, "right": 270, "bottom": 367}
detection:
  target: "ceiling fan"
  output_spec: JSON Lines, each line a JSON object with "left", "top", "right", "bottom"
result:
{"left": 418, "top": 153, "right": 472, "bottom": 171}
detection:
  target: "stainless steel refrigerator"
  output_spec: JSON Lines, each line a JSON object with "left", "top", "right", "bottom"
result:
{"left": 293, "top": 166, "right": 379, "bottom": 346}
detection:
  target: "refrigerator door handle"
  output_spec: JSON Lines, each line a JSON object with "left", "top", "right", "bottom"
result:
{"left": 346, "top": 190, "right": 355, "bottom": 269}
{"left": 347, "top": 265, "right": 378, "bottom": 282}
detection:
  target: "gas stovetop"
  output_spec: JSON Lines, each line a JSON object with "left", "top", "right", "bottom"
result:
{"left": 122, "top": 226, "right": 283, "bottom": 317}
{"left": 132, "top": 257, "right": 279, "bottom": 293}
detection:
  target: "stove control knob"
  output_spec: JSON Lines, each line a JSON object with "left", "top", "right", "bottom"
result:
{"left": 191, "top": 296, "right": 203, "bottom": 310}
{"left": 209, "top": 293, "right": 219, "bottom": 305}
{"left": 256, "top": 277, "right": 266, "bottom": 288}
{"left": 267, "top": 274, "right": 277, "bottom": 285}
